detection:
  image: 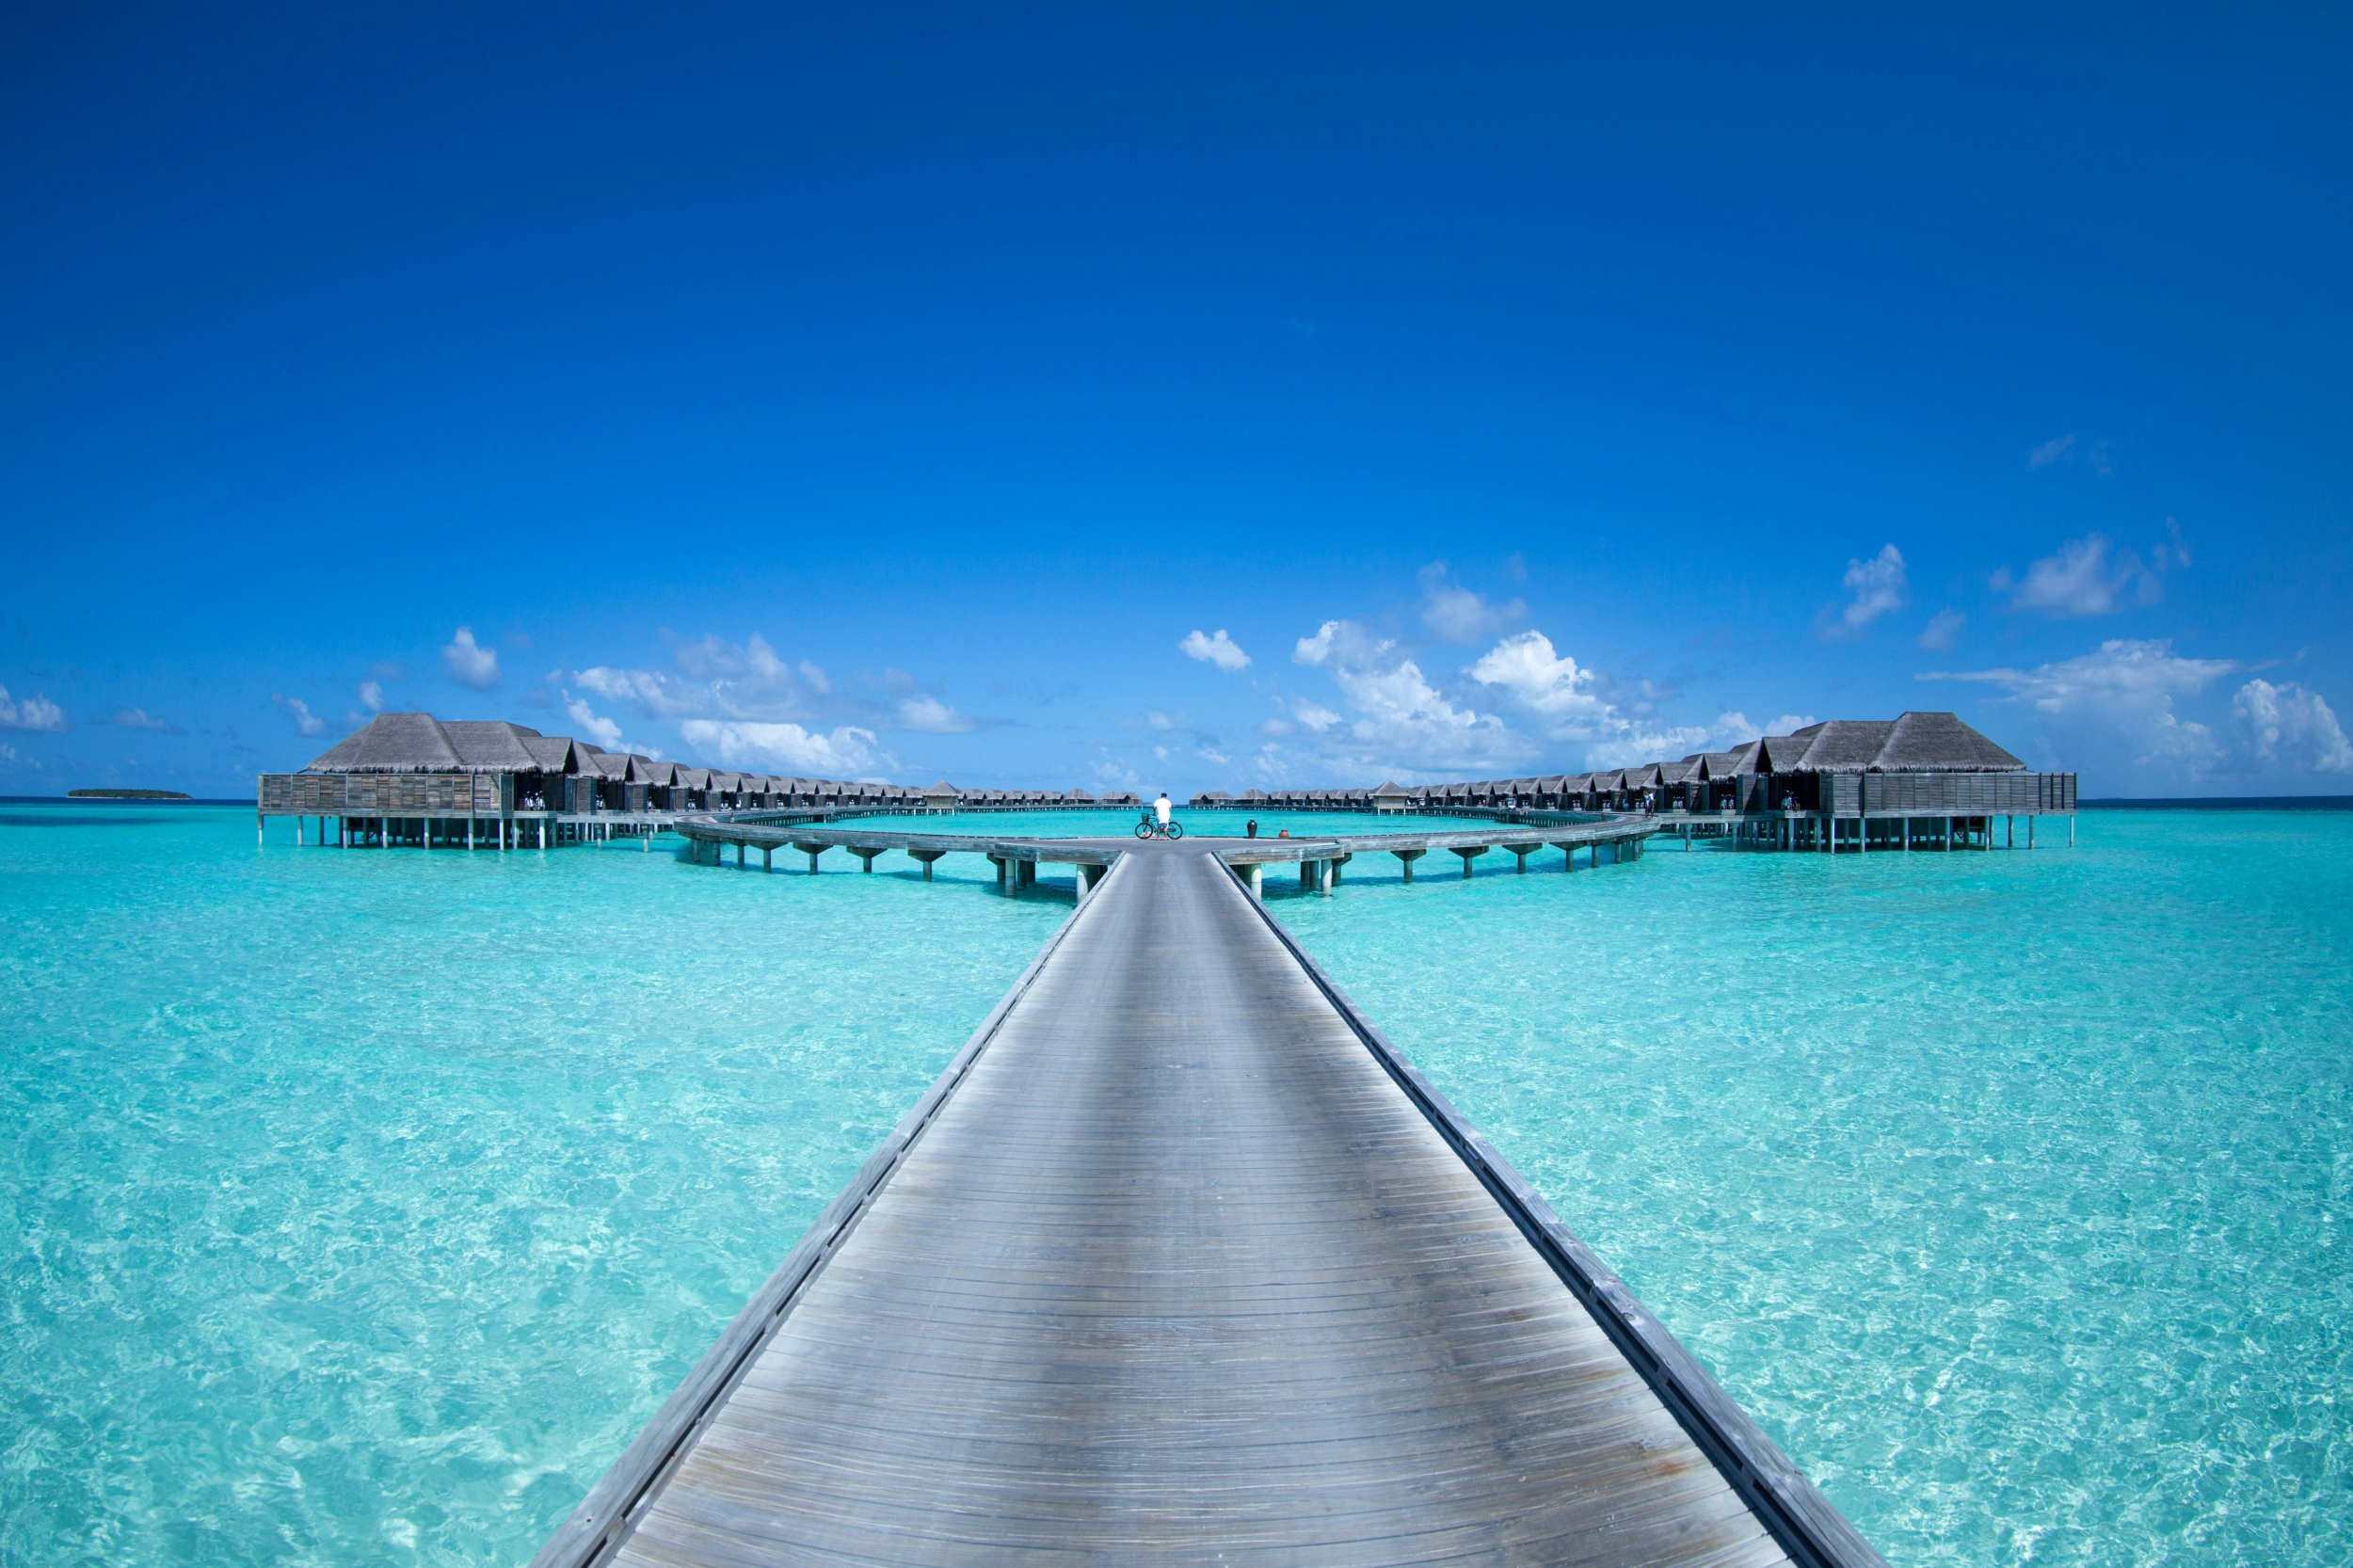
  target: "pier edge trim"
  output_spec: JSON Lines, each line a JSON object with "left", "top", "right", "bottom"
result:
{"left": 526, "top": 852, "right": 1132, "bottom": 1568}
{"left": 1209, "top": 851, "right": 1890, "bottom": 1568}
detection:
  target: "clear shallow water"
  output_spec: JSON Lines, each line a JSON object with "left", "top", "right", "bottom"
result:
{"left": 1273, "top": 811, "right": 2353, "bottom": 1567}
{"left": 0, "top": 806, "right": 1064, "bottom": 1566}
{"left": 7, "top": 805, "right": 2347, "bottom": 1566}
{"left": 824, "top": 808, "right": 1525, "bottom": 841}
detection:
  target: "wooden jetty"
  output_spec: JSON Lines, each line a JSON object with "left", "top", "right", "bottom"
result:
{"left": 672, "top": 817, "right": 1662, "bottom": 891}
{"left": 534, "top": 842, "right": 1882, "bottom": 1568}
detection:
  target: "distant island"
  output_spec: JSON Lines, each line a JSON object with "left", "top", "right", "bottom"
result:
{"left": 67, "top": 788, "right": 192, "bottom": 800}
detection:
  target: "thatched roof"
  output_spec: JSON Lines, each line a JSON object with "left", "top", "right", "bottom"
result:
{"left": 1873, "top": 711, "right": 2024, "bottom": 771}
{"left": 441, "top": 720, "right": 548, "bottom": 771}
{"left": 304, "top": 712, "right": 465, "bottom": 773}
{"left": 1784, "top": 720, "right": 1895, "bottom": 772}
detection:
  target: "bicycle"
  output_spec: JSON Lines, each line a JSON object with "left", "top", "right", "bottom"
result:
{"left": 1134, "top": 815, "right": 1185, "bottom": 840}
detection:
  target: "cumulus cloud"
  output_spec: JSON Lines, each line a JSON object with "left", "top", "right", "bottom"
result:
{"left": 1917, "top": 609, "right": 1965, "bottom": 652}
{"left": 359, "top": 680, "right": 384, "bottom": 712}
{"left": 1289, "top": 698, "right": 1342, "bottom": 732}
{"left": 440, "top": 627, "right": 500, "bottom": 690}
{"left": 896, "top": 694, "right": 974, "bottom": 733}
{"left": 0, "top": 685, "right": 66, "bottom": 732}
{"left": 1924, "top": 638, "right": 2237, "bottom": 770}
{"left": 1466, "top": 632, "right": 1608, "bottom": 728}
{"left": 1460, "top": 632, "right": 1818, "bottom": 771}
{"left": 576, "top": 632, "right": 824, "bottom": 723}
{"left": 1284, "top": 617, "right": 1522, "bottom": 773}
{"left": 1418, "top": 563, "right": 1524, "bottom": 644}
{"left": 111, "top": 708, "right": 182, "bottom": 734}
{"left": 1929, "top": 640, "right": 2353, "bottom": 784}
{"left": 1179, "top": 629, "right": 1251, "bottom": 672}
{"left": 680, "top": 720, "right": 894, "bottom": 777}
{"left": 2232, "top": 680, "right": 2353, "bottom": 776}
{"left": 1817, "top": 544, "right": 1909, "bottom": 641}
{"left": 1712, "top": 711, "right": 1818, "bottom": 743}
{"left": 272, "top": 694, "right": 327, "bottom": 737}
{"left": 564, "top": 696, "right": 627, "bottom": 751}
{"left": 1992, "top": 535, "right": 2160, "bottom": 617}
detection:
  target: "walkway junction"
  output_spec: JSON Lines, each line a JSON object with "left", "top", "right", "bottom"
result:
{"left": 250, "top": 711, "right": 1949, "bottom": 1564}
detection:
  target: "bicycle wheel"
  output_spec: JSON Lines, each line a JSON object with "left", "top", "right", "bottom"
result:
{"left": 1134, "top": 822, "right": 1154, "bottom": 840}
{"left": 1165, "top": 822, "right": 1183, "bottom": 840}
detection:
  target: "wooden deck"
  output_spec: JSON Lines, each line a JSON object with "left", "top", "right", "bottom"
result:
{"left": 535, "top": 844, "right": 1881, "bottom": 1568}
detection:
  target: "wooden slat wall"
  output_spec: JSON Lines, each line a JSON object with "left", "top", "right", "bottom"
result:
{"left": 256, "top": 772, "right": 509, "bottom": 814}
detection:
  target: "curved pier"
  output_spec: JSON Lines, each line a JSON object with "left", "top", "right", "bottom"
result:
{"left": 535, "top": 843, "right": 1881, "bottom": 1568}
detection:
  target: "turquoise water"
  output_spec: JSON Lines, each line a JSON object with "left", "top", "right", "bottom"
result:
{"left": 1274, "top": 812, "right": 2353, "bottom": 1567}
{"left": 5, "top": 805, "right": 2348, "bottom": 1565}
{"left": 0, "top": 806, "right": 1064, "bottom": 1566}
{"left": 824, "top": 807, "right": 1528, "bottom": 841}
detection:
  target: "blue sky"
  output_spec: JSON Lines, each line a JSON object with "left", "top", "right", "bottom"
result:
{"left": 2, "top": 5, "right": 2346, "bottom": 797}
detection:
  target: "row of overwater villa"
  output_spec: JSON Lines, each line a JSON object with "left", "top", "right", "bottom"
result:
{"left": 1195, "top": 712, "right": 2079, "bottom": 851}
{"left": 253, "top": 712, "right": 1143, "bottom": 847}
{"left": 257, "top": 708, "right": 2075, "bottom": 854}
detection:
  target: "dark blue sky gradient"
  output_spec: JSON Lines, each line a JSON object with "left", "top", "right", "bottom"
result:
{"left": 3, "top": 5, "right": 2346, "bottom": 794}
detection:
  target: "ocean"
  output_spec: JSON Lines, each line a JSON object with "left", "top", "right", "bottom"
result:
{"left": 2, "top": 803, "right": 2346, "bottom": 1564}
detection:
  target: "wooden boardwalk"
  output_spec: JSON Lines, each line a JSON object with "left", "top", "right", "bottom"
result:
{"left": 536, "top": 845, "right": 1880, "bottom": 1568}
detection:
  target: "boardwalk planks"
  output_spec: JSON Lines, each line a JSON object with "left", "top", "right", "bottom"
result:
{"left": 536, "top": 844, "right": 1881, "bottom": 1568}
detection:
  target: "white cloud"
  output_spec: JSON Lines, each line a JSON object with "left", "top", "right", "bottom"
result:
{"left": 564, "top": 696, "right": 626, "bottom": 751}
{"left": 679, "top": 720, "right": 893, "bottom": 777}
{"left": 1419, "top": 562, "right": 1524, "bottom": 644}
{"left": 1197, "top": 747, "right": 1230, "bottom": 765}
{"left": 2152, "top": 518, "right": 2192, "bottom": 573}
{"left": 1918, "top": 609, "right": 1965, "bottom": 652}
{"left": 1153, "top": 745, "right": 1170, "bottom": 761}
{"left": 896, "top": 695, "right": 973, "bottom": 733}
{"left": 1289, "top": 699, "right": 1342, "bottom": 732}
{"left": 0, "top": 685, "right": 66, "bottom": 732}
{"left": 1294, "top": 618, "right": 1390, "bottom": 668}
{"left": 1992, "top": 535, "right": 2159, "bottom": 618}
{"left": 1925, "top": 639, "right": 2236, "bottom": 771}
{"left": 2027, "top": 434, "right": 2113, "bottom": 475}
{"left": 2232, "top": 680, "right": 2353, "bottom": 776}
{"left": 112, "top": 708, "right": 168, "bottom": 731}
{"left": 1179, "top": 629, "right": 1252, "bottom": 672}
{"left": 2028, "top": 434, "right": 2076, "bottom": 470}
{"left": 272, "top": 694, "right": 326, "bottom": 737}
{"left": 1712, "top": 711, "right": 1817, "bottom": 743}
{"left": 359, "top": 680, "right": 383, "bottom": 712}
{"left": 1817, "top": 544, "right": 1908, "bottom": 641}
{"left": 441, "top": 627, "right": 500, "bottom": 690}
{"left": 1466, "top": 632, "right": 1607, "bottom": 728}
{"left": 576, "top": 632, "right": 825, "bottom": 723}
{"left": 1145, "top": 711, "right": 1175, "bottom": 730}
{"left": 574, "top": 664, "right": 707, "bottom": 718}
